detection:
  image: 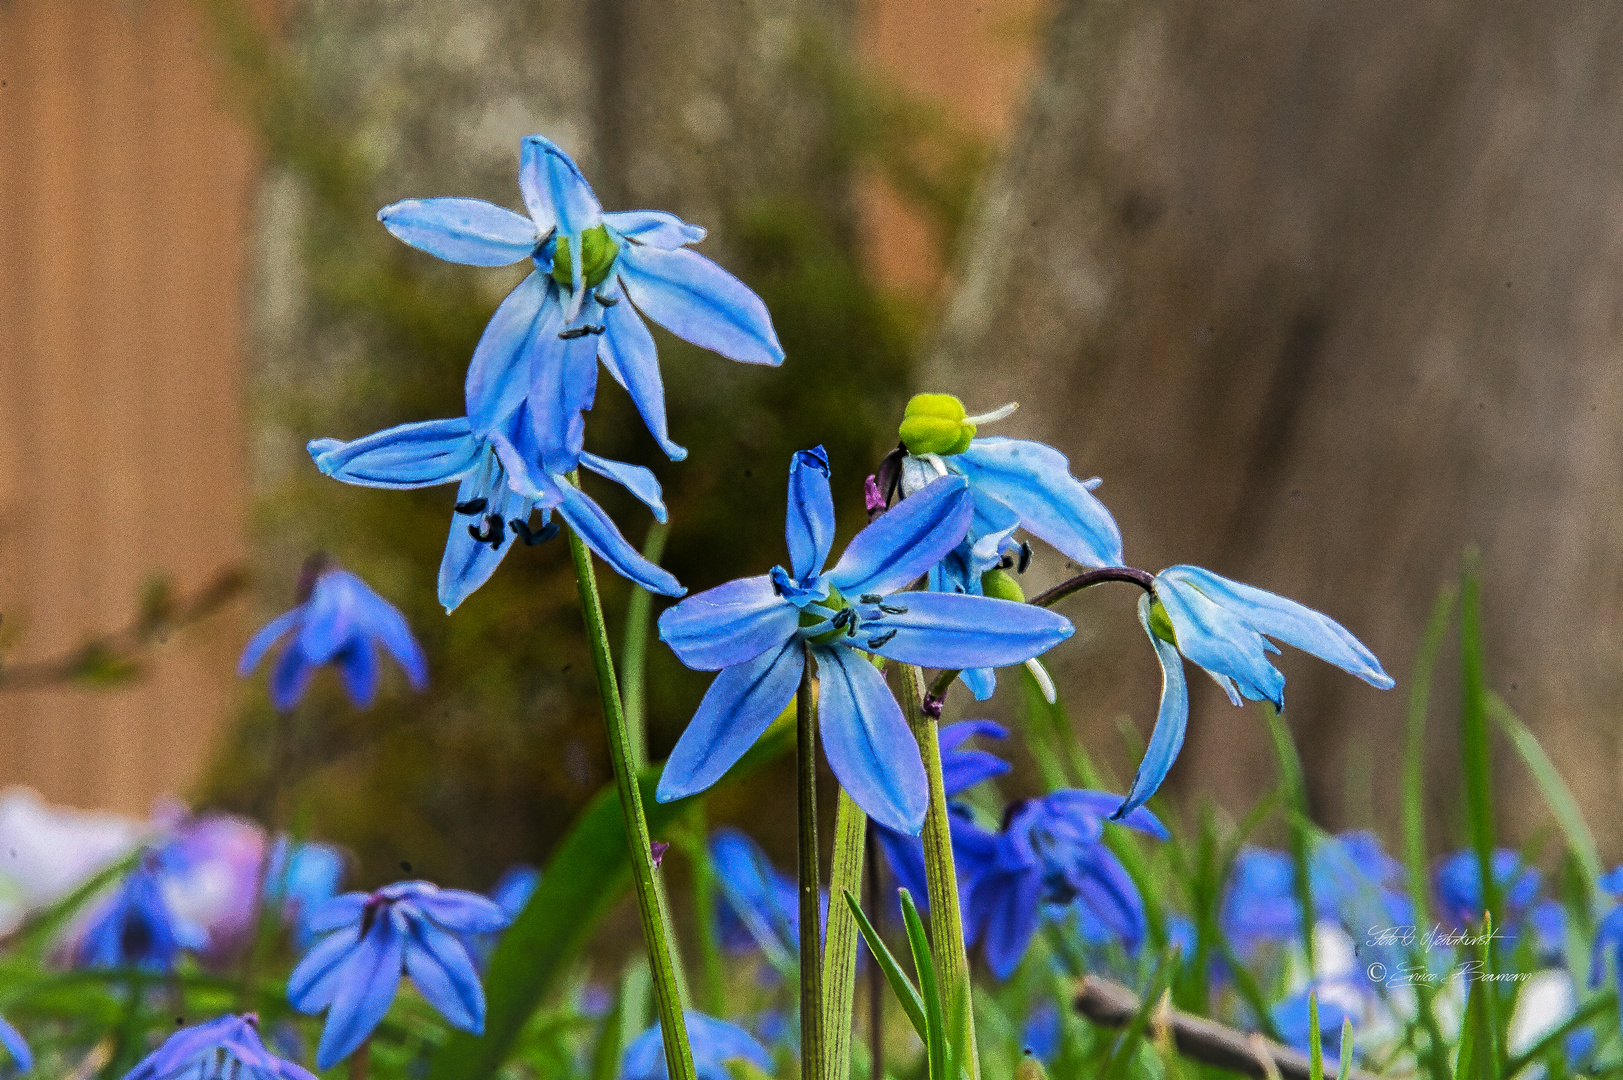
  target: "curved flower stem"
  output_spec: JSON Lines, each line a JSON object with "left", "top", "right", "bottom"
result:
{"left": 798, "top": 649, "right": 827, "bottom": 1080}
{"left": 566, "top": 525, "right": 696, "bottom": 1080}
{"left": 900, "top": 662, "right": 980, "bottom": 1080}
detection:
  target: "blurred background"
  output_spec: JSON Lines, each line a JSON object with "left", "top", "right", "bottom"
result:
{"left": 2, "top": 0, "right": 1620, "bottom": 890}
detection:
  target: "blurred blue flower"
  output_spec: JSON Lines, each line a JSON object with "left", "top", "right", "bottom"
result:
{"left": 488, "top": 865, "right": 540, "bottom": 921}
{"left": 287, "top": 880, "right": 509, "bottom": 1069}
{"left": 263, "top": 837, "right": 346, "bottom": 949}
{"left": 709, "top": 828, "right": 799, "bottom": 965}
{"left": 1272, "top": 985, "right": 1359, "bottom": 1062}
{"left": 238, "top": 562, "right": 427, "bottom": 711}
{"left": 1118, "top": 566, "right": 1393, "bottom": 817}
{"left": 122, "top": 1014, "right": 314, "bottom": 1080}
{"left": 954, "top": 791, "right": 1167, "bottom": 979}
{"left": 0, "top": 1015, "right": 30, "bottom": 1073}
{"left": 378, "top": 135, "right": 782, "bottom": 464}
{"left": 1221, "top": 848, "right": 1301, "bottom": 956}
{"left": 1432, "top": 849, "right": 1562, "bottom": 961}
{"left": 622, "top": 1012, "right": 773, "bottom": 1080}
{"left": 308, "top": 400, "right": 680, "bottom": 611}
{"left": 74, "top": 854, "right": 205, "bottom": 972}
{"left": 1022, "top": 1001, "right": 1061, "bottom": 1062}
{"left": 657, "top": 447, "right": 1072, "bottom": 833}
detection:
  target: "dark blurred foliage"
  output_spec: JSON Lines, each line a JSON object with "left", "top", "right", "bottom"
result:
{"left": 193, "top": 0, "right": 988, "bottom": 889}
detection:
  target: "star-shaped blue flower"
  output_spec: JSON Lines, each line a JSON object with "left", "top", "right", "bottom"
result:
{"left": 378, "top": 135, "right": 783, "bottom": 464}
{"left": 286, "top": 880, "right": 509, "bottom": 1069}
{"left": 122, "top": 1014, "right": 314, "bottom": 1080}
{"left": 656, "top": 447, "right": 1073, "bottom": 833}
{"left": 74, "top": 854, "right": 205, "bottom": 972}
{"left": 622, "top": 1012, "right": 773, "bottom": 1080}
{"left": 1118, "top": 565, "right": 1394, "bottom": 817}
{"left": 238, "top": 562, "right": 427, "bottom": 710}
{"left": 0, "top": 1015, "right": 30, "bottom": 1074}
{"left": 308, "top": 398, "right": 681, "bottom": 611}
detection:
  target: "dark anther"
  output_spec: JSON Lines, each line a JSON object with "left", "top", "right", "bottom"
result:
{"left": 999, "top": 553, "right": 1016, "bottom": 570}
{"left": 1017, "top": 541, "right": 1033, "bottom": 574}
{"left": 588, "top": 323, "right": 606, "bottom": 335}
{"left": 921, "top": 693, "right": 945, "bottom": 719}
{"left": 830, "top": 609, "right": 856, "bottom": 630}
{"left": 511, "top": 519, "right": 560, "bottom": 546}
{"left": 594, "top": 290, "right": 619, "bottom": 307}
{"left": 558, "top": 326, "right": 593, "bottom": 340}
{"left": 875, "top": 445, "right": 905, "bottom": 506}
{"left": 867, "top": 629, "right": 898, "bottom": 649}
{"left": 878, "top": 603, "right": 908, "bottom": 615}
{"left": 860, "top": 593, "right": 883, "bottom": 603}
{"left": 468, "top": 515, "right": 505, "bottom": 549}
{"left": 454, "top": 497, "right": 488, "bottom": 515}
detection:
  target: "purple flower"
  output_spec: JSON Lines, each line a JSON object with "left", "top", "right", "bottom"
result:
{"left": 121, "top": 1014, "right": 313, "bottom": 1080}
{"left": 73, "top": 854, "right": 205, "bottom": 972}
{"left": 286, "top": 881, "right": 509, "bottom": 1069}
{"left": 238, "top": 562, "right": 427, "bottom": 712}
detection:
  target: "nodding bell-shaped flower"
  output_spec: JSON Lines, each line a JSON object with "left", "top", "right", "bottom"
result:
{"left": 621, "top": 1012, "right": 772, "bottom": 1080}
{"left": 1116, "top": 565, "right": 1393, "bottom": 819}
{"left": 377, "top": 135, "right": 783, "bottom": 464}
{"left": 121, "top": 1014, "right": 315, "bottom": 1080}
{"left": 74, "top": 852, "right": 206, "bottom": 972}
{"left": 286, "top": 880, "right": 510, "bottom": 1069}
{"left": 237, "top": 558, "right": 427, "bottom": 711}
{"left": 890, "top": 393, "right": 1123, "bottom": 703}
{"left": 657, "top": 446, "right": 1073, "bottom": 833}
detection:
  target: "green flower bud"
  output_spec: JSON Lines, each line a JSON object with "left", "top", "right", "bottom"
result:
{"left": 1147, "top": 597, "right": 1178, "bottom": 646}
{"left": 980, "top": 567, "right": 1026, "bottom": 603}
{"left": 899, "top": 392, "right": 977, "bottom": 457}
{"left": 799, "top": 585, "right": 852, "bottom": 645}
{"left": 551, "top": 225, "right": 620, "bottom": 290}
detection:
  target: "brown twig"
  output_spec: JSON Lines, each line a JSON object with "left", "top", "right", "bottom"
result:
{"left": 1074, "top": 975, "right": 1381, "bottom": 1080}
{"left": 0, "top": 566, "right": 249, "bottom": 692}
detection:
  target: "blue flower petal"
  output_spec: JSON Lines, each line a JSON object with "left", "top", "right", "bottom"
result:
{"left": 959, "top": 667, "right": 997, "bottom": 701}
{"left": 1046, "top": 789, "right": 1168, "bottom": 839}
{"left": 377, "top": 197, "right": 538, "bottom": 266}
{"left": 953, "top": 437, "right": 1125, "bottom": 567}
{"left": 298, "top": 572, "right": 360, "bottom": 664}
{"left": 239, "top": 608, "right": 303, "bottom": 677}
{"left": 1114, "top": 596, "right": 1191, "bottom": 818}
{"left": 686, "top": 1013, "right": 774, "bottom": 1071}
{"left": 337, "top": 640, "right": 379, "bottom": 708}
{"left": 437, "top": 468, "right": 523, "bottom": 613}
{"left": 657, "top": 636, "right": 805, "bottom": 804}
{"left": 552, "top": 482, "right": 684, "bottom": 597}
{"left": 528, "top": 319, "right": 599, "bottom": 475}
{"left": 939, "top": 719, "right": 1008, "bottom": 753}
{"left": 309, "top": 418, "right": 481, "bottom": 489}
{"left": 314, "top": 913, "right": 405, "bottom": 1069}
{"left": 813, "top": 645, "right": 927, "bottom": 834}
{"left": 617, "top": 245, "right": 784, "bottom": 366}
{"left": 305, "top": 893, "right": 368, "bottom": 934}
{"left": 402, "top": 914, "right": 485, "bottom": 1032}
{"left": 599, "top": 294, "right": 686, "bottom": 461}
{"left": 517, "top": 135, "right": 600, "bottom": 240}
{"left": 1073, "top": 847, "right": 1148, "bottom": 948}
{"left": 603, "top": 210, "right": 706, "bottom": 249}
{"left": 350, "top": 587, "right": 428, "bottom": 690}
{"left": 0, "top": 1014, "right": 31, "bottom": 1072}
{"left": 657, "top": 575, "right": 797, "bottom": 671}
{"left": 287, "top": 924, "right": 364, "bottom": 1013}
{"left": 1602, "top": 866, "right": 1623, "bottom": 896}
{"left": 1159, "top": 566, "right": 1394, "bottom": 690}
{"left": 1591, "top": 907, "right": 1623, "bottom": 988}
{"left": 1156, "top": 576, "right": 1284, "bottom": 706}
{"left": 861, "top": 591, "right": 1073, "bottom": 669}
{"left": 411, "top": 889, "right": 510, "bottom": 935}
{"left": 271, "top": 642, "right": 316, "bottom": 712}
{"left": 982, "top": 868, "right": 1043, "bottom": 979}
{"left": 826, "top": 475, "right": 972, "bottom": 598}
{"left": 467, "top": 272, "right": 550, "bottom": 435}
{"left": 580, "top": 452, "right": 668, "bottom": 523}
{"left": 787, "top": 446, "right": 835, "bottom": 580}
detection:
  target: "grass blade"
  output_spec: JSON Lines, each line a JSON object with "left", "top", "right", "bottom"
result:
{"left": 823, "top": 792, "right": 869, "bottom": 1080}
{"left": 1099, "top": 946, "right": 1178, "bottom": 1080}
{"left": 843, "top": 890, "right": 927, "bottom": 1041}
{"left": 1307, "top": 993, "right": 1324, "bottom": 1080}
{"left": 1489, "top": 691, "right": 1602, "bottom": 892}
{"left": 1336, "top": 1018, "right": 1353, "bottom": 1080}
{"left": 1266, "top": 708, "right": 1318, "bottom": 974}
{"left": 900, "top": 888, "right": 947, "bottom": 1080}
{"left": 1459, "top": 554, "right": 1499, "bottom": 920}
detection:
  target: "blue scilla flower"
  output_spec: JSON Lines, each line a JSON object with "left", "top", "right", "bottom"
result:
{"left": 378, "top": 135, "right": 782, "bottom": 463}
{"left": 308, "top": 397, "right": 680, "bottom": 611}
{"left": 892, "top": 394, "right": 1122, "bottom": 703}
{"left": 238, "top": 560, "right": 427, "bottom": 711}
{"left": 0, "top": 1015, "right": 29, "bottom": 1073}
{"left": 123, "top": 1014, "right": 314, "bottom": 1080}
{"left": 953, "top": 791, "right": 1167, "bottom": 979}
{"left": 1221, "top": 848, "right": 1299, "bottom": 956}
{"left": 1591, "top": 870, "right": 1623, "bottom": 1033}
{"left": 657, "top": 447, "right": 1072, "bottom": 833}
{"left": 1118, "top": 565, "right": 1393, "bottom": 817}
{"left": 287, "top": 880, "right": 509, "bottom": 1069}
{"left": 622, "top": 1012, "right": 772, "bottom": 1080}
{"left": 74, "top": 854, "right": 205, "bottom": 971}
{"left": 263, "top": 836, "right": 346, "bottom": 949}
{"left": 709, "top": 828, "right": 799, "bottom": 964}
{"left": 1272, "top": 984, "right": 1361, "bottom": 1062}
{"left": 1433, "top": 848, "right": 1564, "bottom": 960}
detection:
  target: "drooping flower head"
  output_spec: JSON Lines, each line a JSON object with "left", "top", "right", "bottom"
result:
{"left": 121, "top": 1014, "right": 314, "bottom": 1080}
{"left": 378, "top": 135, "right": 783, "bottom": 465}
{"left": 621, "top": 1012, "right": 772, "bottom": 1080}
{"left": 238, "top": 558, "right": 427, "bottom": 711}
{"left": 286, "top": 880, "right": 509, "bottom": 1069}
{"left": 73, "top": 852, "right": 205, "bottom": 972}
{"left": 0, "top": 1015, "right": 30, "bottom": 1074}
{"left": 1117, "top": 565, "right": 1393, "bottom": 817}
{"left": 657, "top": 447, "right": 1073, "bottom": 833}
{"left": 954, "top": 791, "right": 1167, "bottom": 979}
{"left": 889, "top": 393, "right": 1123, "bottom": 702}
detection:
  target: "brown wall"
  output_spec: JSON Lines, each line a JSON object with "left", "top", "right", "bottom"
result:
{"left": 0, "top": 0, "right": 253, "bottom": 814}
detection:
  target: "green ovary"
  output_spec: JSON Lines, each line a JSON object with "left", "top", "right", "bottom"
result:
{"left": 899, "top": 392, "right": 976, "bottom": 456}
{"left": 551, "top": 225, "right": 620, "bottom": 290}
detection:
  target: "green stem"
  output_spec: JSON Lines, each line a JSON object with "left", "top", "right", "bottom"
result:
{"left": 900, "top": 663, "right": 980, "bottom": 1080}
{"left": 866, "top": 829, "right": 885, "bottom": 1080}
{"left": 683, "top": 807, "right": 727, "bottom": 1016}
{"left": 822, "top": 789, "right": 867, "bottom": 1080}
{"left": 348, "top": 1038, "right": 370, "bottom": 1080}
{"left": 798, "top": 651, "right": 826, "bottom": 1080}
{"left": 620, "top": 522, "right": 668, "bottom": 772}
{"left": 1265, "top": 708, "right": 1318, "bottom": 976}
{"left": 566, "top": 522, "right": 696, "bottom": 1080}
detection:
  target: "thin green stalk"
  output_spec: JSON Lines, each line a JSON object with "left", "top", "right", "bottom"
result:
{"left": 682, "top": 807, "right": 727, "bottom": 1015}
{"left": 1265, "top": 709, "right": 1318, "bottom": 975}
{"left": 899, "top": 663, "right": 980, "bottom": 1080}
{"left": 566, "top": 523, "right": 696, "bottom": 1080}
{"left": 1459, "top": 556, "right": 1498, "bottom": 920}
{"left": 798, "top": 652, "right": 827, "bottom": 1080}
{"left": 822, "top": 789, "right": 868, "bottom": 1080}
{"left": 620, "top": 522, "right": 669, "bottom": 772}
{"left": 866, "top": 830, "right": 886, "bottom": 1080}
